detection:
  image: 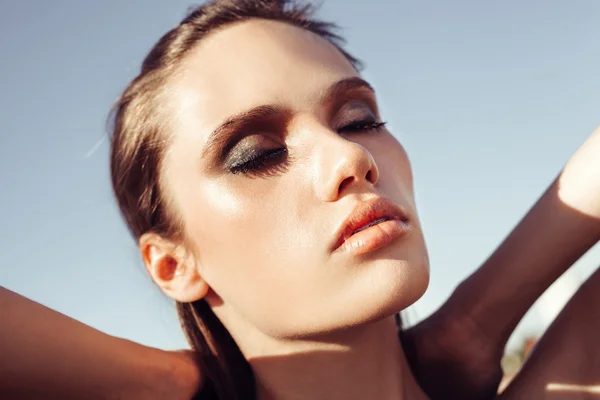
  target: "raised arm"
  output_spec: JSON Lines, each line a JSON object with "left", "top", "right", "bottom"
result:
{"left": 0, "top": 286, "right": 202, "bottom": 399}
{"left": 403, "top": 127, "right": 600, "bottom": 400}
{"left": 456, "top": 127, "right": 600, "bottom": 341}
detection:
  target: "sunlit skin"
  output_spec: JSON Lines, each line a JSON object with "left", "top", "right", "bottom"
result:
{"left": 0, "top": 5, "right": 599, "bottom": 400}
{"left": 136, "top": 14, "right": 600, "bottom": 400}
{"left": 141, "top": 19, "right": 429, "bottom": 399}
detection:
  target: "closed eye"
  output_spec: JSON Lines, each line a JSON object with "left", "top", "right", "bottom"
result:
{"left": 337, "top": 120, "right": 387, "bottom": 134}
{"left": 228, "top": 147, "right": 290, "bottom": 178}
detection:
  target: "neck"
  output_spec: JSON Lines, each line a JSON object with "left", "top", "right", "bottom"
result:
{"left": 241, "top": 317, "right": 425, "bottom": 400}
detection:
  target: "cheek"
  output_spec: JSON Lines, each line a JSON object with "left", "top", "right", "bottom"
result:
{"left": 177, "top": 175, "right": 319, "bottom": 317}
{"left": 372, "top": 136, "right": 415, "bottom": 203}
{"left": 180, "top": 179, "right": 274, "bottom": 266}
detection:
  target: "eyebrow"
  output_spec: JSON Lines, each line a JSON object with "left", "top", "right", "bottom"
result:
{"left": 321, "top": 77, "right": 375, "bottom": 106}
{"left": 201, "top": 77, "right": 375, "bottom": 160}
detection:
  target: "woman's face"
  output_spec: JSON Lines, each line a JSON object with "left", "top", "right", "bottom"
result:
{"left": 162, "top": 20, "right": 429, "bottom": 338}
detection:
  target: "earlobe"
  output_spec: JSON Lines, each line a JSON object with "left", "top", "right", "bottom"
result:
{"left": 139, "top": 233, "right": 210, "bottom": 303}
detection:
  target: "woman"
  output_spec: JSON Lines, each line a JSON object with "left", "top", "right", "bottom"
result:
{"left": 2, "top": 1, "right": 599, "bottom": 399}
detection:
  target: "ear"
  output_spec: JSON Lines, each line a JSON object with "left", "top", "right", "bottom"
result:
{"left": 139, "top": 233, "right": 209, "bottom": 303}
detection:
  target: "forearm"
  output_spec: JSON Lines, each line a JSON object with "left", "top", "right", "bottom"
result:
{"left": 448, "top": 127, "right": 600, "bottom": 346}
{"left": 0, "top": 286, "right": 200, "bottom": 399}
{"left": 452, "top": 180, "right": 600, "bottom": 343}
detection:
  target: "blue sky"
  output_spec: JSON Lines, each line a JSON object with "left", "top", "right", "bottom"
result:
{"left": 1, "top": 0, "right": 599, "bottom": 352}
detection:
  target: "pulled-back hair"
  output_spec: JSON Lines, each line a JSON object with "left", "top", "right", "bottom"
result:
{"left": 109, "top": 1, "right": 361, "bottom": 398}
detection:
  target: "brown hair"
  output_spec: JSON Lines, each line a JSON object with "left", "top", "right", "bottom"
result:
{"left": 109, "top": 1, "right": 362, "bottom": 399}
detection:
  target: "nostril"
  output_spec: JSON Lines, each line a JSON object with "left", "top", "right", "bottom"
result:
{"left": 338, "top": 176, "right": 354, "bottom": 194}
{"left": 365, "top": 170, "right": 373, "bottom": 183}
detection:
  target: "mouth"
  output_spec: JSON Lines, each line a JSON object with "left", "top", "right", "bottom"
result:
{"left": 351, "top": 217, "right": 393, "bottom": 234}
{"left": 332, "top": 197, "right": 411, "bottom": 255}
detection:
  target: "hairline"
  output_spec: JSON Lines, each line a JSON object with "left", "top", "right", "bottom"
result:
{"left": 145, "top": 16, "right": 362, "bottom": 244}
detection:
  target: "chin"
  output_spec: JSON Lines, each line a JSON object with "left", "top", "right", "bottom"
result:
{"left": 354, "top": 249, "right": 430, "bottom": 324}
{"left": 258, "top": 246, "right": 429, "bottom": 340}
{"left": 316, "top": 262, "right": 429, "bottom": 337}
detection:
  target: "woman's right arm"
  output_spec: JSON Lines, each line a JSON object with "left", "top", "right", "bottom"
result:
{"left": 0, "top": 286, "right": 202, "bottom": 399}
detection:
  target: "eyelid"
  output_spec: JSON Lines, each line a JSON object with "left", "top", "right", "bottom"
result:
{"left": 204, "top": 105, "right": 290, "bottom": 164}
{"left": 229, "top": 147, "right": 289, "bottom": 176}
{"left": 225, "top": 134, "right": 282, "bottom": 166}
{"left": 327, "top": 90, "right": 380, "bottom": 126}
{"left": 332, "top": 100, "right": 379, "bottom": 130}
{"left": 219, "top": 125, "right": 280, "bottom": 164}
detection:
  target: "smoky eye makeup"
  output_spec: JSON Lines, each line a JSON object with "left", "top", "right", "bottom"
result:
{"left": 333, "top": 101, "right": 386, "bottom": 134}
{"left": 218, "top": 100, "right": 385, "bottom": 177}
{"left": 201, "top": 105, "right": 291, "bottom": 176}
{"left": 206, "top": 93, "right": 385, "bottom": 177}
{"left": 225, "top": 135, "right": 278, "bottom": 167}
{"left": 223, "top": 134, "right": 289, "bottom": 176}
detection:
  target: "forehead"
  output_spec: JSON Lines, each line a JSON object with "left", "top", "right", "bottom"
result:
{"left": 169, "top": 19, "right": 359, "bottom": 135}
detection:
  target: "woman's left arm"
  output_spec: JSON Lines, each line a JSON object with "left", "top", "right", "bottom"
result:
{"left": 453, "top": 126, "right": 600, "bottom": 343}
{"left": 403, "top": 127, "right": 600, "bottom": 400}
{"left": 557, "top": 126, "right": 600, "bottom": 219}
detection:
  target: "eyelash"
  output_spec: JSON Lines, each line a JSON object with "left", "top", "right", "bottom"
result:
{"left": 337, "top": 120, "right": 387, "bottom": 134}
{"left": 229, "top": 119, "right": 386, "bottom": 177}
{"left": 229, "top": 147, "right": 290, "bottom": 177}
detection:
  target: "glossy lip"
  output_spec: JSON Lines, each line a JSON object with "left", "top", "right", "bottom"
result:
{"left": 331, "top": 197, "right": 410, "bottom": 254}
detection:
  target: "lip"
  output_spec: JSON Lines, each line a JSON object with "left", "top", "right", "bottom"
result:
{"left": 331, "top": 197, "right": 410, "bottom": 255}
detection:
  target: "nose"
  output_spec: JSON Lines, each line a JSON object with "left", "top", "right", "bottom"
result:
{"left": 315, "top": 134, "right": 380, "bottom": 202}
